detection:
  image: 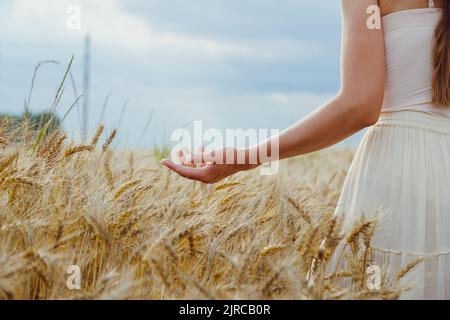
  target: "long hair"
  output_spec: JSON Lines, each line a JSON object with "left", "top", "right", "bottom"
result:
{"left": 432, "top": 1, "right": 450, "bottom": 106}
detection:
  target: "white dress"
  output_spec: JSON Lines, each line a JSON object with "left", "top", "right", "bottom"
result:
{"left": 334, "top": 1, "right": 450, "bottom": 300}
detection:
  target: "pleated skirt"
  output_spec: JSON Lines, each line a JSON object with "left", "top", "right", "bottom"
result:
{"left": 334, "top": 110, "right": 450, "bottom": 300}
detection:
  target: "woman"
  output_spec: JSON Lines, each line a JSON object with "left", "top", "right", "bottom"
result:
{"left": 162, "top": 0, "right": 450, "bottom": 299}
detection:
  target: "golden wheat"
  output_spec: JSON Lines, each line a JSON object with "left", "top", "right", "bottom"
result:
{"left": 0, "top": 123, "right": 421, "bottom": 300}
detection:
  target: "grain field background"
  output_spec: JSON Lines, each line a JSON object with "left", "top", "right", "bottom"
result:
{"left": 0, "top": 119, "right": 420, "bottom": 300}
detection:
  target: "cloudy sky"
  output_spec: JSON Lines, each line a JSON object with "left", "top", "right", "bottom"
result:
{"left": 0, "top": 0, "right": 363, "bottom": 149}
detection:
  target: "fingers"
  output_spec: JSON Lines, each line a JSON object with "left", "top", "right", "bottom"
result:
{"left": 161, "top": 159, "right": 208, "bottom": 182}
{"left": 177, "top": 150, "right": 194, "bottom": 167}
{"left": 189, "top": 149, "right": 223, "bottom": 166}
{"left": 176, "top": 148, "right": 200, "bottom": 166}
{"left": 186, "top": 153, "right": 204, "bottom": 165}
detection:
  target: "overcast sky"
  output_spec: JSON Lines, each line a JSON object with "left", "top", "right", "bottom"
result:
{"left": 0, "top": 0, "right": 363, "bottom": 148}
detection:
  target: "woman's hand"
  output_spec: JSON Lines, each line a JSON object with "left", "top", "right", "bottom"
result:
{"left": 160, "top": 147, "right": 257, "bottom": 184}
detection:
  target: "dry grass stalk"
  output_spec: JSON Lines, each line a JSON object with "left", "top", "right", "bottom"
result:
{"left": 64, "top": 145, "right": 94, "bottom": 157}
{"left": 397, "top": 258, "right": 424, "bottom": 281}
{"left": 113, "top": 180, "right": 141, "bottom": 199}
{"left": 102, "top": 129, "right": 117, "bottom": 152}
{"left": 90, "top": 125, "right": 104, "bottom": 148}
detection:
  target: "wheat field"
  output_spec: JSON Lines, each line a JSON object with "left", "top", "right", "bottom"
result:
{"left": 0, "top": 119, "right": 419, "bottom": 300}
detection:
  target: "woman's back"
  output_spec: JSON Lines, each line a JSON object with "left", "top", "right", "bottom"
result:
{"left": 381, "top": 0, "right": 450, "bottom": 117}
{"left": 334, "top": 0, "right": 450, "bottom": 300}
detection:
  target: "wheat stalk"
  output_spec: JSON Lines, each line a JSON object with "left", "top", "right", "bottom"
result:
{"left": 90, "top": 125, "right": 104, "bottom": 148}
{"left": 64, "top": 145, "right": 94, "bottom": 157}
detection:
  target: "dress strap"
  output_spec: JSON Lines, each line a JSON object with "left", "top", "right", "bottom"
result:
{"left": 428, "top": 0, "right": 435, "bottom": 8}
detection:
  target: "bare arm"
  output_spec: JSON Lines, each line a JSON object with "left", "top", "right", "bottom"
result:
{"left": 254, "top": 0, "right": 385, "bottom": 161}
{"left": 162, "top": 0, "right": 386, "bottom": 183}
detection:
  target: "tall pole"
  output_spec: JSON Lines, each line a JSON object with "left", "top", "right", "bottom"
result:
{"left": 82, "top": 34, "right": 91, "bottom": 141}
